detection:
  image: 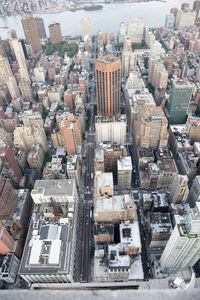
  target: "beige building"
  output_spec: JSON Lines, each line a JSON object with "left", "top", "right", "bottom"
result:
{"left": 94, "top": 194, "right": 137, "bottom": 223}
{"left": 23, "top": 110, "right": 43, "bottom": 128}
{"left": 127, "top": 18, "right": 145, "bottom": 43}
{"left": 145, "top": 29, "right": 155, "bottom": 47}
{"left": 122, "top": 50, "right": 136, "bottom": 78}
{"left": 21, "top": 14, "right": 41, "bottom": 52}
{"left": 0, "top": 56, "right": 13, "bottom": 84}
{"left": 175, "top": 9, "right": 196, "bottom": 30}
{"left": 48, "top": 22, "right": 62, "bottom": 45}
{"left": 117, "top": 156, "right": 132, "bottom": 188}
{"left": 7, "top": 76, "right": 20, "bottom": 99}
{"left": 27, "top": 143, "right": 44, "bottom": 169}
{"left": 135, "top": 106, "right": 168, "bottom": 150}
{"left": 170, "top": 174, "right": 189, "bottom": 204}
{"left": 148, "top": 57, "right": 168, "bottom": 90}
{"left": 81, "top": 18, "right": 92, "bottom": 41}
{"left": 12, "top": 39, "right": 30, "bottom": 82}
{"left": 0, "top": 127, "right": 13, "bottom": 148}
{"left": 95, "top": 115, "right": 126, "bottom": 145}
{"left": 19, "top": 80, "right": 32, "bottom": 101}
{"left": 67, "top": 155, "right": 81, "bottom": 191}
{"left": 14, "top": 124, "right": 48, "bottom": 153}
{"left": 95, "top": 172, "right": 114, "bottom": 197}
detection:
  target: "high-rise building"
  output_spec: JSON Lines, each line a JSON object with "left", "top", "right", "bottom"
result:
{"left": 12, "top": 39, "right": 30, "bottom": 82}
{"left": 0, "top": 36, "right": 6, "bottom": 58}
{"left": 122, "top": 50, "right": 136, "bottom": 78}
{"left": 160, "top": 205, "right": 200, "bottom": 275}
{"left": 165, "top": 80, "right": 194, "bottom": 124}
{"left": 21, "top": 14, "right": 41, "bottom": 53}
{"left": 193, "top": 1, "right": 200, "bottom": 24}
{"left": 95, "top": 56, "right": 121, "bottom": 118}
{"left": 14, "top": 124, "right": 48, "bottom": 153}
{"left": 81, "top": 18, "right": 92, "bottom": 41}
{"left": 7, "top": 76, "right": 20, "bottom": 99}
{"left": 188, "top": 176, "right": 200, "bottom": 208}
{"left": 0, "top": 128, "right": 13, "bottom": 148}
{"left": 127, "top": 18, "right": 145, "bottom": 43}
{"left": 0, "top": 56, "right": 13, "bottom": 84}
{"left": 19, "top": 80, "right": 32, "bottom": 101}
{"left": 0, "top": 146, "right": 22, "bottom": 187}
{"left": 120, "top": 22, "right": 126, "bottom": 36}
{"left": 95, "top": 115, "right": 126, "bottom": 145}
{"left": 0, "top": 226, "right": 14, "bottom": 255}
{"left": 135, "top": 106, "right": 169, "bottom": 150}
{"left": 175, "top": 9, "right": 196, "bottom": 30}
{"left": 165, "top": 14, "right": 175, "bottom": 31}
{"left": 35, "top": 16, "right": 46, "bottom": 39}
{"left": 117, "top": 156, "right": 132, "bottom": 188}
{"left": 48, "top": 21, "right": 62, "bottom": 45}
{"left": 148, "top": 57, "right": 168, "bottom": 90}
{"left": 0, "top": 177, "right": 18, "bottom": 220}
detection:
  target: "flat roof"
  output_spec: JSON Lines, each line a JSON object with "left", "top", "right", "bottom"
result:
{"left": 31, "top": 179, "right": 75, "bottom": 197}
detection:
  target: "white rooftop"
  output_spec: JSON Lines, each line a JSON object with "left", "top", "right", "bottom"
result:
{"left": 95, "top": 194, "right": 135, "bottom": 212}
{"left": 118, "top": 156, "right": 133, "bottom": 171}
{"left": 120, "top": 221, "right": 141, "bottom": 250}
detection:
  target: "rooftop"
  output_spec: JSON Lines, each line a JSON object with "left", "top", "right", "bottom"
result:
{"left": 117, "top": 156, "right": 132, "bottom": 171}
{"left": 31, "top": 179, "right": 75, "bottom": 197}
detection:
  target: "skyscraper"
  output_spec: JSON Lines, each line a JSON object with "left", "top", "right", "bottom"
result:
{"left": 164, "top": 14, "right": 175, "bottom": 31}
{"left": 81, "top": 18, "right": 92, "bottom": 41}
{"left": 160, "top": 205, "right": 200, "bottom": 275}
{"left": 12, "top": 39, "right": 30, "bottom": 82}
{"left": 95, "top": 56, "right": 121, "bottom": 118}
{"left": 0, "top": 146, "right": 22, "bottom": 187}
{"left": 0, "top": 36, "right": 6, "bottom": 58}
{"left": 35, "top": 16, "right": 47, "bottom": 39}
{"left": 21, "top": 14, "right": 42, "bottom": 53}
{"left": 48, "top": 21, "right": 62, "bottom": 45}
{"left": 166, "top": 80, "right": 194, "bottom": 124}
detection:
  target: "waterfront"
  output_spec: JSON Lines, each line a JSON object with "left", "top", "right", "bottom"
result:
{"left": 0, "top": 0, "right": 196, "bottom": 39}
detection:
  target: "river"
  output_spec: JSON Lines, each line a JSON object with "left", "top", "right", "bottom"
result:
{"left": 0, "top": 0, "right": 196, "bottom": 39}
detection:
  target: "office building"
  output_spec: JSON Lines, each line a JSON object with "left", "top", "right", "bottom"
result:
{"left": 166, "top": 80, "right": 194, "bottom": 125}
{"left": 0, "top": 177, "right": 18, "bottom": 220}
{"left": 117, "top": 156, "right": 132, "bottom": 188}
{"left": 160, "top": 205, "right": 200, "bottom": 275}
{"left": 95, "top": 56, "right": 121, "bottom": 118}
{"left": 7, "top": 76, "right": 20, "bottom": 99}
{"left": 0, "top": 146, "right": 22, "bottom": 187}
{"left": 48, "top": 22, "right": 62, "bottom": 45}
{"left": 21, "top": 15, "right": 41, "bottom": 53}
{"left": 95, "top": 115, "right": 126, "bottom": 145}
{"left": 35, "top": 16, "right": 46, "bottom": 39}
{"left": 165, "top": 14, "right": 175, "bottom": 31}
